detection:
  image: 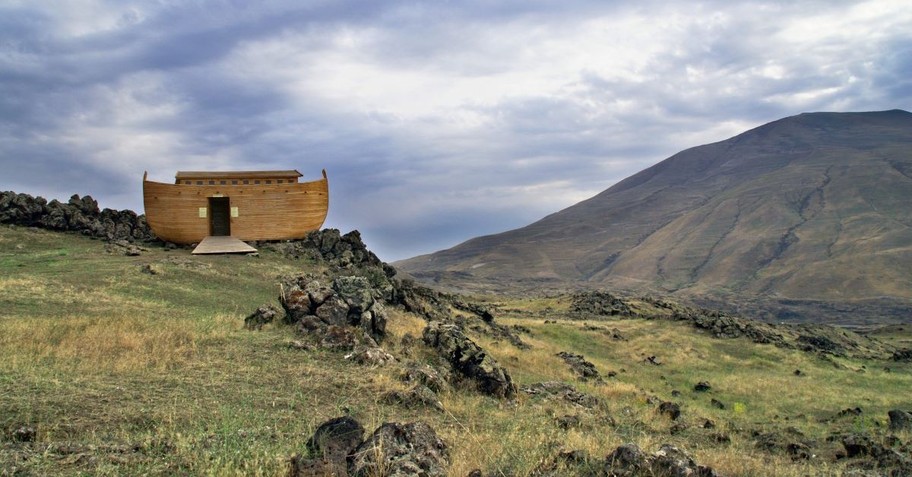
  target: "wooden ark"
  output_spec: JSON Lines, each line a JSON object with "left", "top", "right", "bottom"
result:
{"left": 142, "top": 169, "right": 328, "bottom": 244}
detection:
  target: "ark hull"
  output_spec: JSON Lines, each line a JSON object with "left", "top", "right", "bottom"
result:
{"left": 142, "top": 170, "right": 328, "bottom": 244}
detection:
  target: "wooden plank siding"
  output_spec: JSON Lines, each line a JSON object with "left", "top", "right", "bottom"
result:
{"left": 143, "top": 170, "right": 328, "bottom": 244}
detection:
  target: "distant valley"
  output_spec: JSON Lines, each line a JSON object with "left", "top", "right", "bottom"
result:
{"left": 397, "top": 110, "right": 912, "bottom": 323}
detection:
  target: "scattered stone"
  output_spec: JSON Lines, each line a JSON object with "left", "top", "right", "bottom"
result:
{"left": 555, "top": 414, "right": 584, "bottom": 430}
{"left": 287, "top": 340, "right": 315, "bottom": 351}
{"left": 644, "top": 355, "right": 662, "bottom": 366}
{"left": 422, "top": 321, "right": 515, "bottom": 398}
{"left": 670, "top": 423, "right": 688, "bottom": 435}
{"left": 710, "top": 398, "right": 726, "bottom": 410}
{"left": 694, "top": 381, "right": 712, "bottom": 392}
{"left": 711, "top": 433, "right": 731, "bottom": 444}
{"left": 140, "top": 264, "right": 160, "bottom": 275}
{"left": 12, "top": 426, "right": 36, "bottom": 442}
{"left": 522, "top": 381, "right": 600, "bottom": 408}
{"left": 832, "top": 407, "right": 864, "bottom": 420}
{"left": 400, "top": 362, "right": 450, "bottom": 393}
{"left": 893, "top": 349, "right": 912, "bottom": 361}
{"left": 557, "top": 351, "right": 603, "bottom": 382}
{"left": 702, "top": 419, "right": 716, "bottom": 429}
{"left": 349, "top": 421, "right": 449, "bottom": 477}
{"left": 604, "top": 443, "right": 718, "bottom": 477}
{"left": 451, "top": 300, "right": 495, "bottom": 322}
{"left": 794, "top": 369, "right": 803, "bottom": 376}
{"left": 383, "top": 385, "right": 444, "bottom": 412}
{"left": 889, "top": 410, "right": 912, "bottom": 432}
{"left": 244, "top": 305, "right": 279, "bottom": 330}
{"left": 671, "top": 390, "right": 681, "bottom": 397}
{"left": 658, "top": 402, "right": 681, "bottom": 420}
{"left": 345, "top": 346, "right": 396, "bottom": 366}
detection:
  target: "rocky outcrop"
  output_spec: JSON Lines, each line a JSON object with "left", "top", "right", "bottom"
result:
{"left": 265, "top": 229, "right": 394, "bottom": 273}
{"left": 569, "top": 291, "right": 633, "bottom": 317}
{"left": 290, "top": 418, "right": 449, "bottom": 477}
{"left": 556, "top": 352, "right": 603, "bottom": 382}
{"left": 349, "top": 422, "right": 449, "bottom": 477}
{"left": 0, "top": 191, "right": 154, "bottom": 242}
{"left": 281, "top": 276, "right": 388, "bottom": 344}
{"left": 604, "top": 443, "right": 719, "bottom": 476}
{"left": 422, "top": 321, "right": 515, "bottom": 398}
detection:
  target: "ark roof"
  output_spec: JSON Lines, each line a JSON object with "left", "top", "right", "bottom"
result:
{"left": 174, "top": 170, "right": 303, "bottom": 180}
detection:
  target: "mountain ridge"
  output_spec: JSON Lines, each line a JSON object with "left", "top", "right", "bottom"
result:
{"left": 396, "top": 110, "right": 912, "bottom": 321}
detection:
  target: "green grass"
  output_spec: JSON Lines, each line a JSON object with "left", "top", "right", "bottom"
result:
{"left": 1, "top": 225, "right": 910, "bottom": 476}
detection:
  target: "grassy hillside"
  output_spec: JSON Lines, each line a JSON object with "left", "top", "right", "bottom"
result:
{"left": 1, "top": 225, "right": 911, "bottom": 476}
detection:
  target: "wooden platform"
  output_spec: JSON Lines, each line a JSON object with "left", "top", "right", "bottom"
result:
{"left": 191, "top": 236, "right": 258, "bottom": 255}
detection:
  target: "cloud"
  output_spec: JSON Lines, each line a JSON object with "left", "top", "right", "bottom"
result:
{"left": 1, "top": 0, "right": 910, "bottom": 260}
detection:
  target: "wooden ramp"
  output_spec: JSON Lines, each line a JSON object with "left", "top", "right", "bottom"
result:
{"left": 191, "top": 236, "right": 258, "bottom": 255}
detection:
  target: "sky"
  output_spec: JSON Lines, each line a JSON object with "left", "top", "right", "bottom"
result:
{"left": 2, "top": 1, "right": 911, "bottom": 261}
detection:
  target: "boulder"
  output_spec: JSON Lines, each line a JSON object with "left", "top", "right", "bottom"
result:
{"left": 400, "top": 362, "right": 450, "bottom": 393}
{"left": 244, "top": 305, "right": 279, "bottom": 330}
{"left": 422, "top": 321, "right": 515, "bottom": 398}
{"left": 290, "top": 416, "right": 364, "bottom": 477}
{"left": 307, "top": 416, "right": 365, "bottom": 459}
{"left": 333, "top": 276, "right": 375, "bottom": 314}
{"left": 557, "top": 351, "right": 603, "bottom": 382}
{"left": 889, "top": 410, "right": 912, "bottom": 432}
{"left": 345, "top": 346, "right": 396, "bottom": 366}
{"left": 604, "top": 443, "right": 719, "bottom": 477}
{"left": 694, "top": 381, "right": 712, "bottom": 392}
{"left": 382, "top": 385, "right": 443, "bottom": 412}
{"left": 349, "top": 422, "right": 449, "bottom": 477}
{"left": 658, "top": 401, "right": 681, "bottom": 420}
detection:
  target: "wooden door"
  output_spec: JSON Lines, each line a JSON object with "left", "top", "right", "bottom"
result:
{"left": 209, "top": 197, "right": 230, "bottom": 236}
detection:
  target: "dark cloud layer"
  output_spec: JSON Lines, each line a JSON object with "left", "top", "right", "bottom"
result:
{"left": 1, "top": 1, "right": 910, "bottom": 260}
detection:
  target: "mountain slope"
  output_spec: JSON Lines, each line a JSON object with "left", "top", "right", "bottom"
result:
{"left": 397, "top": 110, "right": 912, "bottom": 310}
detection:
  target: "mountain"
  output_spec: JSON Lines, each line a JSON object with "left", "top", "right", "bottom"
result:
{"left": 396, "top": 110, "right": 912, "bottom": 320}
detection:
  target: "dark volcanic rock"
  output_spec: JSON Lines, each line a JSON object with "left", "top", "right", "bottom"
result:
{"left": 1, "top": 191, "right": 155, "bottom": 242}
{"left": 694, "top": 381, "right": 712, "bottom": 392}
{"left": 349, "top": 421, "right": 449, "bottom": 477}
{"left": 400, "top": 362, "right": 450, "bottom": 393}
{"left": 797, "top": 334, "right": 844, "bottom": 355}
{"left": 893, "top": 349, "right": 912, "bottom": 361}
{"left": 658, "top": 402, "right": 681, "bottom": 420}
{"left": 557, "top": 351, "right": 603, "bottom": 382}
{"left": 290, "top": 416, "right": 365, "bottom": 477}
{"left": 889, "top": 410, "right": 912, "bottom": 432}
{"left": 422, "top": 321, "right": 515, "bottom": 398}
{"left": 604, "top": 443, "right": 719, "bottom": 477}
{"left": 569, "top": 291, "right": 633, "bottom": 317}
{"left": 307, "top": 416, "right": 365, "bottom": 459}
{"left": 281, "top": 275, "right": 389, "bottom": 345}
{"left": 382, "top": 385, "right": 443, "bottom": 412}
{"left": 522, "top": 381, "right": 600, "bottom": 408}
{"left": 344, "top": 345, "right": 396, "bottom": 366}
{"left": 244, "top": 305, "right": 279, "bottom": 330}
